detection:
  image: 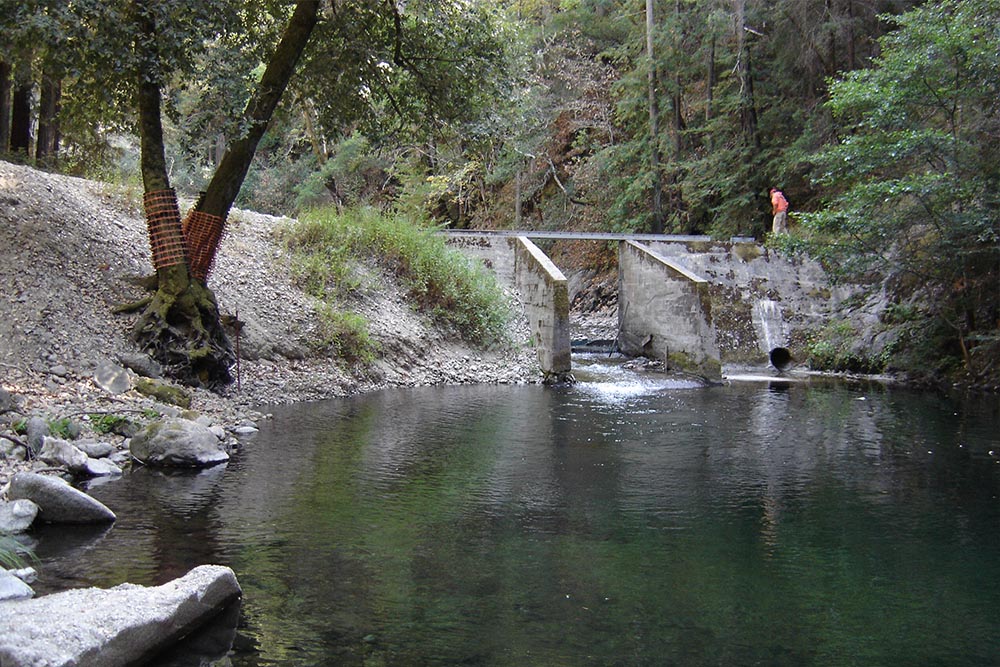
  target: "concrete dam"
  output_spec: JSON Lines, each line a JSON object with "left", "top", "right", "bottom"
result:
{"left": 446, "top": 231, "right": 856, "bottom": 382}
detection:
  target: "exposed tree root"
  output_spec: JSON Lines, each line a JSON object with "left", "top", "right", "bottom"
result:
{"left": 113, "top": 296, "right": 153, "bottom": 314}
{"left": 133, "top": 281, "right": 234, "bottom": 389}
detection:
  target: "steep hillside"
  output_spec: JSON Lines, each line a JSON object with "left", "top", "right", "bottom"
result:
{"left": 0, "top": 161, "right": 537, "bottom": 413}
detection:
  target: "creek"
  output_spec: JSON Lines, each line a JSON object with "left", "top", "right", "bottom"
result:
{"left": 30, "top": 357, "right": 1000, "bottom": 666}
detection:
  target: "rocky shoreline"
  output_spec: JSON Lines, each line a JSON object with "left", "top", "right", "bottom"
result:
{"left": 0, "top": 158, "right": 539, "bottom": 524}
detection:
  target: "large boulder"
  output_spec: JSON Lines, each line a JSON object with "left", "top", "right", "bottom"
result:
{"left": 93, "top": 359, "right": 132, "bottom": 395}
{"left": 7, "top": 473, "right": 116, "bottom": 524}
{"left": 129, "top": 418, "right": 229, "bottom": 468}
{"left": 0, "top": 564, "right": 242, "bottom": 667}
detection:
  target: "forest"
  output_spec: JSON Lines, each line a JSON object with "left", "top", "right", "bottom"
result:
{"left": 0, "top": 0, "right": 997, "bottom": 388}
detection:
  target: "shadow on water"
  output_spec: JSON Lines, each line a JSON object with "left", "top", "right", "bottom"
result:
{"left": 34, "top": 364, "right": 1000, "bottom": 666}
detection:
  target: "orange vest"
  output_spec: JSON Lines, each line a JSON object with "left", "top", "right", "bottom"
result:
{"left": 771, "top": 190, "right": 788, "bottom": 213}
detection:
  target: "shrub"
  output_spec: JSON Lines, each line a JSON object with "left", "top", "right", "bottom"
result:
{"left": 284, "top": 207, "right": 512, "bottom": 347}
{"left": 315, "top": 306, "right": 380, "bottom": 365}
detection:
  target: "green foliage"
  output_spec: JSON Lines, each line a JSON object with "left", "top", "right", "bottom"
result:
{"left": 315, "top": 306, "right": 379, "bottom": 365}
{"left": 285, "top": 207, "right": 511, "bottom": 347}
{"left": 795, "top": 0, "right": 1000, "bottom": 376}
{"left": 88, "top": 413, "right": 132, "bottom": 435}
{"left": 805, "top": 320, "right": 889, "bottom": 374}
{"left": 47, "top": 417, "right": 75, "bottom": 439}
{"left": 0, "top": 533, "right": 35, "bottom": 570}
{"left": 293, "top": 133, "right": 394, "bottom": 213}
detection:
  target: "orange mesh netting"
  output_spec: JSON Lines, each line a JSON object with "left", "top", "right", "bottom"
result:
{"left": 183, "top": 209, "right": 226, "bottom": 282}
{"left": 143, "top": 189, "right": 188, "bottom": 271}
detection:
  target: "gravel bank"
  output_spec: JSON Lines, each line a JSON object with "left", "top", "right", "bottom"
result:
{"left": 0, "top": 160, "right": 539, "bottom": 488}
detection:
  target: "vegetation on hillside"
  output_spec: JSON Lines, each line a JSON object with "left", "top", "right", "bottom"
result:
{"left": 281, "top": 208, "right": 512, "bottom": 351}
{"left": 1, "top": 0, "right": 996, "bottom": 386}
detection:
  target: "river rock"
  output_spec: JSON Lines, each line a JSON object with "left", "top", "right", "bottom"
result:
{"left": 0, "top": 436, "right": 27, "bottom": 461}
{"left": 0, "top": 387, "right": 18, "bottom": 414}
{"left": 82, "top": 457, "right": 123, "bottom": 478}
{"left": 75, "top": 439, "right": 114, "bottom": 459}
{"left": 0, "top": 499, "right": 39, "bottom": 533}
{"left": 0, "top": 564, "right": 242, "bottom": 667}
{"left": 129, "top": 418, "right": 229, "bottom": 468}
{"left": 25, "top": 416, "right": 49, "bottom": 456}
{"left": 8, "top": 472, "right": 116, "bottom": 524}
{"left": 0, "top": 569, "right": 34, "bottom": 602}
{"left": 93, "top": 359, "right": 132, "bottom": 395}
{"left": 39, "top": 436, "right": 89, "bottom": 472}
{"left": 117, "top": 352, "right": 163, "bottom": 379}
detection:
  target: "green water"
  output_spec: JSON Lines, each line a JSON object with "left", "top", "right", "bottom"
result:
{"left": 35, "top": 365, "right": 1000, "bottom": 666}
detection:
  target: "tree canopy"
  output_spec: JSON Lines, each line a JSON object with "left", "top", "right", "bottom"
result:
{"left": 1, "top": 0, "right": 998, "bottom": 384}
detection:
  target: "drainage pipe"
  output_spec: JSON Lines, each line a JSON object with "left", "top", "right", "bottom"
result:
{"left": 769, "top": 347, "right": 793, "bottom": 372}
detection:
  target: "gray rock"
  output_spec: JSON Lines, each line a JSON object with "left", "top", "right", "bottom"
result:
{"left": 75, "top": 440, "right": 115, "bottom": 459}
{"left": 0, "top": 436, "right": 27, "bottom": 461}
{"left": 116, "top": 352, "right": 163, "bottom": 379}
{"left": 25, "top": 417, "right": 49, "bottom": 456}
{"left": 0, "top": 499, "right": 39, "bottom": 533}
{"left": 0, "top": 569, "right": 34, "bottom": 601}
{"left": 39, "top": 436, "right": 89, "bottom": 472}
{"left": 93, "top": 360, "right": 132, "bottom": 394}
{"left": 9, "top": 567, "right": 37, "bottom": 584}
{"left": 0, "top": 564, "right": 241, "bottom": 667}
{"left": 129, "top": 418, "right": 229, "bottom": 468}
{"left": 232, "top": 425, "right": 259, "bottom": 436}
{"left": 8, "top": 472, "right": 116, "bottom": 524}
{"left": 108, "top": 450, "right": 131, "bottom": 466}
{"left": 82, "top": 457, "right": 122, "bottom": 478}
{"left": 48, "top": 364, "right": 69, "bottom": 378}
{"left": 0, "top": 387, "right": 18, "bottom": 414}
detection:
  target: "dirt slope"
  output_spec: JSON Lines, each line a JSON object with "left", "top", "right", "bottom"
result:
{"left": 0, "top": 160, "right": 536, "bottom": 414}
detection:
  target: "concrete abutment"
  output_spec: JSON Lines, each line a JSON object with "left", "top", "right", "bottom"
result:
{"left": 513, "top": 236, "right": 573, "bottom": 382}
{"left": 617, "top": 241, "right": 722, "bottom": 381}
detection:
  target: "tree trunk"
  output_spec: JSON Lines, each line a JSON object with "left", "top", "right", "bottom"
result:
{"left": 734, "top": 0, "right": 759, "bottom": 149}
{"left": 705, "top": 36, "right": 715, "bottom": 126}
{"left": 671, "top": 0, "right": 683, "bottom": 161}
{"left": 646, "top": 0, "right": 664, "bottom": 234}
{"left": 35, "top": 73, "right": 61, "bottom": 162}
{"left": 0, "top": 61, "right": 11, "bottom": 152}
{"left": 846, "top": 0, "right": 856, "bottom": 71}
{"left": 186, "top": 0, "right": 319, "bottom": 282}
{"left": 131, "top": 0, "right": 234, "bottom": 389}
{"left": 10, "top": 63, "right": 31, "bottom": 155}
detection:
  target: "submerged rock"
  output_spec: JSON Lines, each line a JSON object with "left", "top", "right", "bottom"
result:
{"left": 7, "top": 472, "right": 116, "bottom": 524}
{"left": 0, "top": 564, "right": 242, "bottom": 667}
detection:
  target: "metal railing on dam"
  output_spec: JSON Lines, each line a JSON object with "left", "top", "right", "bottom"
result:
{"left": 443, "top": 229, "right": 715, "bottom": 243}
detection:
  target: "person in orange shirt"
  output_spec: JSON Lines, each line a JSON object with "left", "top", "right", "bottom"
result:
{"left": 770, "top": 188, "right": 789, "bottom": 234}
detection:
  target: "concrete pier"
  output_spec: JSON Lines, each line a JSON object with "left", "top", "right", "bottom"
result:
{"left": 617, "top": 241, "right": 721, "bottom": 381}
{"left": 514, "top": 236, "right": 572, "bottom": 382}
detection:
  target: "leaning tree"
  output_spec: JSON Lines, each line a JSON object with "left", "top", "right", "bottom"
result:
{"left": 2, "top": 0, "right": 509, "bottom": 388}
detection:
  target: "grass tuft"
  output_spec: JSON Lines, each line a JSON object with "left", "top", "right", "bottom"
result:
{"left": 282, "top": 207, "right": 511, "bottom": 348}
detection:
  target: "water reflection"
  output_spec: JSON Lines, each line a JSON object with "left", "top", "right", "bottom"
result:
{"left": 37, "top": 379, "right": 1000, "bottom": 666}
